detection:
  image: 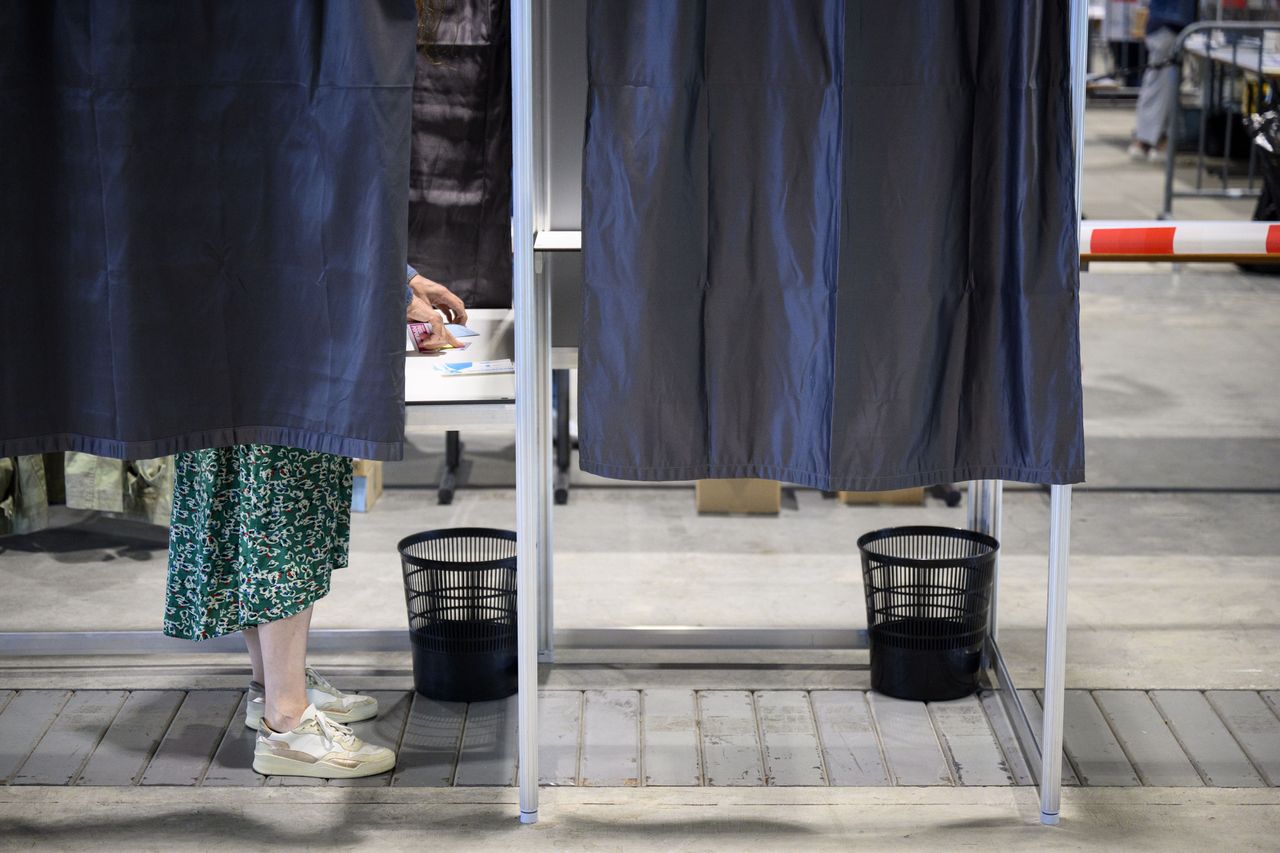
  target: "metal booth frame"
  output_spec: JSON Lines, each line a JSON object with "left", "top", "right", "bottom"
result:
{"left": 508, "top": 0, "right": 1086, "bottom": 827}
{"left": 0, "top": 0, "right": 1086, "bottom": 830}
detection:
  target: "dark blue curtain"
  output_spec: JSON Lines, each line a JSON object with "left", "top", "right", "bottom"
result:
{"left": 579, "top": 0, "right": 1085, "bottom": 489}
{"left": 0, "top": 1, "right": 417, "bottom": 461}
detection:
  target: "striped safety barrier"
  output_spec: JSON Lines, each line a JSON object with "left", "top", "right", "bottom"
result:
{"left": 1080, "top": 221, "right": 1280, "bottom": 262}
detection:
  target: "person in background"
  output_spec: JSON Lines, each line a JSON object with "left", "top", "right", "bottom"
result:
{"left": 1129, "top": 0, "right": 1200, "bottom": 161}
{"left": 1104, "top": 0, "right": 1147, "bottom": 89}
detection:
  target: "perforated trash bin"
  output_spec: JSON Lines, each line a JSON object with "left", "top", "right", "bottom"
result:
{"left": 398, "top": 528, "right": 517, "bottom": 702}
{"left": 857, "top": 525, "right": 999, "bottom": 702}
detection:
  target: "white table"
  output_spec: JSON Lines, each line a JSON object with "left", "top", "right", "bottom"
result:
{"left": 1184, "top": 32, "right": 1280, "bottom": 78}
{"left": 405, "top": 308, "right": 516, "bottom": 428}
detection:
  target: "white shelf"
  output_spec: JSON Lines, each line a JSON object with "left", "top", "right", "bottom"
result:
{"left": 534, "top": 230, "right": 582, "bottom": 251}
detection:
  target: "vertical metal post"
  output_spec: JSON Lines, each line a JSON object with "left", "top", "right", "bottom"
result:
{"left": 968, "top": 480, "right": 997, "bottom": 535}
{"left": 1039, "top": 484, "right": 1073, "bottom": 824}
{"left": 969, "top": 480, "right": 1002, "bottom": 646}
{"left": 967, "top": 480, "right": 991, "bottom": 533}
{"left": 1040, "top": 0, "right": 1086, "bottom": 826}
{"left": 989, "top": 481, "right": 1004, "bottom": 643}
{"left": 1161, "top": 36, "right": 1181, "bottom": 218}
{"left": 536, "top": 255, "right": 555, "bottom": 663}
{"left": 511, "top": 0, "right": 540, "bottom": 825}
{"left": 531, "top": 0, "right": 554, "bottom": 663}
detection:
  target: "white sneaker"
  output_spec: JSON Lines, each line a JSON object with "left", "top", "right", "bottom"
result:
{"left": 1127, "top": 141, "right": 1149, "bottom": 161}
{"left": 253, "top": 704, "right": 396, "bottom": 779}
{"left": 245, "top": 667, "right": 379, "bottom": 730}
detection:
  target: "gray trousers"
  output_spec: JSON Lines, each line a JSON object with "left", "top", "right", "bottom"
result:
{"left": 1134, "top": 27, "right": 1179, "bottom": 146}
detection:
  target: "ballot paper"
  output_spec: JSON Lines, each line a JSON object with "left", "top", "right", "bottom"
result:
{"left": 446, "top": 324, "right": 478, "bottom": 337}
{"left": 434, "top": 359, "right": 514, "bottom": 376}
{"left": 408, "top": 322, "right": 470, "bottom": 352}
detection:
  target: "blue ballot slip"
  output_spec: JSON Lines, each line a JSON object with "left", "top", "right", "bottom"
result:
{"left": 434, "top": 359, "right": 514, "bottom": 376}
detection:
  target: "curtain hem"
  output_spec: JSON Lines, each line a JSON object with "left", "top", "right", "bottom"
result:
{"left": 0, "top": 428, "right": 403, "bottom": 463}
{"left": 578, "top": 457, "right": 1084, "bottom": 489}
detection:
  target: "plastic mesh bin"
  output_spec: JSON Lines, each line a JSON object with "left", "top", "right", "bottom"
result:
{"left": 857, "top": 525, "right": 998, "bottom": 702}
{"left": 398, "top": 528, "right": 517, "bottom": 702}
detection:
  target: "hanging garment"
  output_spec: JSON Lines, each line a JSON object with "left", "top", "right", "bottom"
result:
{"left": 0, "top": 2, "right": 416, "bottom": 462}
{"left": 64, "top": 452, "right": 174, "bottom": 528}
{"left": 579, "top": 1, "right": 1085, "bottom": 490}
{"left": 407, "top": 0, "right": 513, "bottom": 309}
{"left": 0, "top": 456, "right": 49, "bottom": 537}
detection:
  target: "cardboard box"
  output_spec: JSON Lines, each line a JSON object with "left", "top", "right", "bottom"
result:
{"left": 695, "top": 478, "right": 781, "bottom": 514}
{"left": 351, "top": 459, "right": 383, "bottom": 512}
{"left": 837, "top": 487, "right": 925, "bottom": 506}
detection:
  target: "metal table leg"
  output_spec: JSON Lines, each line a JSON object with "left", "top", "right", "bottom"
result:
{"left": 437, "top": 430, "right": 462, "bottom": 505}
{"left": 553, "top": 368, "right": 570, "bottom": 505}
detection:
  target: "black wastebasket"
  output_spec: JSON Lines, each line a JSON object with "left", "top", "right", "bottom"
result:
{"left": 857, "top": 525, "right": 998, "bottom": 702}
{"left": 398, "top": 528, "right": 517, "bottom": 702}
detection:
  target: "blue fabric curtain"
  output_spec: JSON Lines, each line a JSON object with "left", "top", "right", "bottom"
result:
{"left": 579, "top": 0, "right": 1086, "bottom": 489}
{"left": 0, "top": 1, "right": 416, "bottom": 461}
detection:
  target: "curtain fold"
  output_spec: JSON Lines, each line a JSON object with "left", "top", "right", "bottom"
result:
{"left": 0, "top": 1, "right": 416, "bottom": 461}
{"left": 579, "top": 0, "right": 1085, "bottom": 489}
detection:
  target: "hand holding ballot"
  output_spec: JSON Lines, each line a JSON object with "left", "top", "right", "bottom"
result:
{"left": 409, "top": 272, "right": 468, "bottom": 325}
{"left": 406, "top": 273, "right": 468, "bottom": 352}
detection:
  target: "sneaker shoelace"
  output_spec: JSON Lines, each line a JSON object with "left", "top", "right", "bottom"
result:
{"left": 304, "top": 667, "right": 340, "bottom": 696}
{"left": 306, "top": 667, "right": 366, "bottom": 711}
{"left": 309, "top": 711, "right": 358, "bottom": 752}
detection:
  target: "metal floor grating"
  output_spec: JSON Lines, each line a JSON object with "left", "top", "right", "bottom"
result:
{"left": 1, "top": 687, "right": 1278, "bottom": 788}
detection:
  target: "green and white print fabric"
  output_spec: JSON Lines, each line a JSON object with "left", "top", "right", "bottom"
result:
{"left": 165, "top": 445, "right": 352, "bottom": 641}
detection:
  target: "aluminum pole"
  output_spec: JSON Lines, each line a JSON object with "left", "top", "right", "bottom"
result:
{"left": 537, "top": 256, "right": 555, "bottom": 663}
{"left": 511, "top": 0, "right": 540, "bottom": 825}
{"left": 1040, "top": 0, "right": 1087, "bottom": 825}
{"left": 1039, "top": 484, "right": 1073, "bottom": 824}
{"left": 533, "top": 0, "right": 555, "bottom": 664}
{"left": 990, "top": 481, "right": 1003, "bottom": 642}
{"left": 969, "top": 480, "right": 1002, "bottom": 647}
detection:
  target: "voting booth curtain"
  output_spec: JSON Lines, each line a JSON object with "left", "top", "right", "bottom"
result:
{"left": 0, "top": 2, "right": 416, "bottom": 462}
{"left": 578, "top": 0, "right": 1086, "bottom": 490}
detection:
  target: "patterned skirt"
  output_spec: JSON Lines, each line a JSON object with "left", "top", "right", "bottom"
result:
{"left": 164, "top": 445, "right": 353, "bottom": 641}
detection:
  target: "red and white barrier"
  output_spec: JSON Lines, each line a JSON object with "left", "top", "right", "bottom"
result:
{"left": 534, "top": 222, "right": 1278, "bottom": 263}
{"left": 1080, "top": 221, "right": 1280, "bottom": 262}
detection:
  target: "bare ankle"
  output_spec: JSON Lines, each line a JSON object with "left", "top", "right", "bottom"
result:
{"left": 264, "top": 703, "right": 307, "bottom": 733}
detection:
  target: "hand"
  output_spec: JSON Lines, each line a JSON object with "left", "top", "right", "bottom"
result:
{"left": 408, "top": 300, "right": 462, "bottom": 352}
{"left": 409, "top": 274, "right": 468, "bottom": 325}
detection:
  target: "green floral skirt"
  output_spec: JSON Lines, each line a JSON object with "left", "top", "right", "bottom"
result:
{"left": 165, "top": 445, "right": 353, "bottom": 641}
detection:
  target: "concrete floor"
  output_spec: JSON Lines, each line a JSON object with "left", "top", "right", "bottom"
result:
{"left": 3, "top": 787, "right": 1280, "bottom": 852}
{"left": 1, "top": 101, "right": 1279, "bottom": 848}
{"left": 1081, "top": 102, "right": 1257, "bottom": 222}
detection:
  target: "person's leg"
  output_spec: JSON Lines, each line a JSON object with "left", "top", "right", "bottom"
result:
{"left": 256, "top": 606, "right": 315, "bottom": 732}
{"left": 1134, "top": 28, "right": 1178, "bottom": 147}
{"left": 243, "top": 626, "right": 265, "bottom": 686}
